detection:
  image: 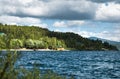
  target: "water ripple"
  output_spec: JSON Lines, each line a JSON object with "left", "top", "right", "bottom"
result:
{"left": 15, "top": 51, "right": 120, "bottom": 79}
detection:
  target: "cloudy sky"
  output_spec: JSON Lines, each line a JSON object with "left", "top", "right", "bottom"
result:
{"left": 0, "top": 0, "right": 120, "bottom": 42}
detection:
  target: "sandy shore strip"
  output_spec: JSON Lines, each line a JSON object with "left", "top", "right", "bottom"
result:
{"left": 1, "top": 49, "right": 51, "bottom": 51}
{"left": 1, "top": 48, "right": 69, "bottom": 51}
{"left": 1, "top": 48, "right": 70, "bottom": 51}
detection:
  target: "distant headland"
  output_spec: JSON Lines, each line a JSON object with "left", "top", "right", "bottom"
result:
{"left": 0, "top": 23, "right": 118, "bottom": 51}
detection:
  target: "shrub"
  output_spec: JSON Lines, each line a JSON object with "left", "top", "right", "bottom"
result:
{"left": 0, "top": 51, "right": 68, "bottom": 79}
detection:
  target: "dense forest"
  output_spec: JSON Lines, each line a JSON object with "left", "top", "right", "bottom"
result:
{"left": 0, "top": 23, "right": 118, "bottom": 50}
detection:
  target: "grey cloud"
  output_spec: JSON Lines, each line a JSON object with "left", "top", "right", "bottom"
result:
{"left": 0, "top": 0, "right": 120, "bottom": 23}
{"left": 40, "top": 9, "right": 94, "bottom": 20}
{"left": 0, "top": 0, "right": 97, "bottom": 20}
{"left": 88, "top": 0, "right": 120, "bottom": 3}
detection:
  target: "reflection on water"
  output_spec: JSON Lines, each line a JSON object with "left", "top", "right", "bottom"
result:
{"left": 15, "top": 51, "right": 120, "bottom": 79}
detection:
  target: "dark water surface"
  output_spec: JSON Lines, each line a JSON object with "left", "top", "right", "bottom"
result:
{"left": 15, "top": 51, "right": 120, "bottom": 79}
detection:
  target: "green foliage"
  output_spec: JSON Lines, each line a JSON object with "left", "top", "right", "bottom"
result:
{"left": 24, "top": 38, "right": 65, "bottom": 49}
{"left": 10, "top": 39, "right": 23, "bottom": 49}
{"left": 0, "top": 36, "right": 7, "bottom": 49}
{"left": 25, "top": 39, "right": 35, "bottom": 49}
{"left": 0, "top": 23, "right": 118, "bottom": 50}
{"left": 0, "top": 39, "right": 6, "bottom": 49}
{"left": 33, "top": 40, "right": 46, "bottom": 49}
{"left": 0, "top": 51, "right": 19, "bottom": 79}
{"left": 0, "top": 51, "right": 68, "bottom": 79}
{"left": 48, "top": 32, "right": 118, "bottom": 50}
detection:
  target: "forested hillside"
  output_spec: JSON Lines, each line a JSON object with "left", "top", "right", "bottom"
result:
{"left": 89, "top": 37, "right": 120, "bottom": 50}
{"left": 0, "top": 23, "right": 118, "bottom": 50}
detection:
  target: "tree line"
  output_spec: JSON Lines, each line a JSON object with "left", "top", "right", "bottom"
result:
{"left": 0, "top": 23, "right": 118, "bottom": 50}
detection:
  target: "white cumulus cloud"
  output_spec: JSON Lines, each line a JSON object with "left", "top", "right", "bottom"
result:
{"left": 80, "top": 31, "right": 120, "bottom": 42}
{"left": 0, "top": 15, "right": 47, "bottom": 28}
{"left": 53, "top": 21, "right": 85, "bottom": 27}
{"left": 95, "top": 3, "right": 120, "bottom": 22}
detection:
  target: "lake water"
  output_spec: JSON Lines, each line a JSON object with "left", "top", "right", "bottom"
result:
{"left": 15, "top": 51, "right": 120, "bottom": 79}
